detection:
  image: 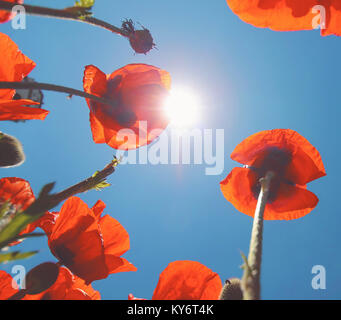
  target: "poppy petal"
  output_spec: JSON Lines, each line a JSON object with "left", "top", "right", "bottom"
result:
{"left": 226, "top": 0, "right": 341, "bottom": 36}
{"left": 220, "top": 167, "right": 258, "bottom": 218}
{"left": 0, "top": 32, "right": 35, "bottom": 100}
{"left": 0, "top": 177, "right": 35, "bottom": 210}
{"left": 100, "top": 215, "right": 131, "bottom": 257}
{"left": 220, "top": 167, "right": 319, "bottom": 220}
{"left": 266, "top": 183, "right": 319, "bottom": 220}
{"left": 0, "top": 270, "right": 18, "bottom": 299}
{"left": 105, "top": 256, "right": 137, "bottom": 274}
{"left": 152, "top": 261, "right": 222, "bottom": 300}
{"left": 0, "top": 99, "right": 48, "bottom": 120}
{"left": 91, "top": 199, "right": 106, "bottom": 218}
{"left": 230, "top": 129, "right": 326, "bottom": 185}
{"left": 83, "top": 65, "right": 107, "bottom": 98}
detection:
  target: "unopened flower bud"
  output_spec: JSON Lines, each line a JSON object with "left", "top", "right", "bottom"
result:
{"left": 122, "top": 19, "right": 155, "bottom": 54}
{"left": 25, "top": 262, "right": 60, "bottom": 295}
{"left": 219, "top": 278, "right": 243, "bottom": 300}
{"left": 0, "top": 132, "right": 25, "bottom": 168}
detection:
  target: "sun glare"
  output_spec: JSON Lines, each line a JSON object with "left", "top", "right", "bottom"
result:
{"left": 164, "top": 87, "right": 201, "bottom": 127}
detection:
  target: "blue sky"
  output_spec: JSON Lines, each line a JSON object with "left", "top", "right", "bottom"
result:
{"left": 1, "top": 0, "right": 341, "bottom": 299}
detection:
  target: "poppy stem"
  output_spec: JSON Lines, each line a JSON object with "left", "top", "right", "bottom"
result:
{"left": 0, "top": 1, "right": 129, "bottom": 37}
{"left": 0, "top": 81, "right": 117, "bottom": 108}
{"left": 51, "top": 160, "right": 117, "bottom": 205}
{"left": 0, "top": 158, "right": 119, "bottom": 249}
{"left": 241, "top": 171, "right": 274, "bottom": 300}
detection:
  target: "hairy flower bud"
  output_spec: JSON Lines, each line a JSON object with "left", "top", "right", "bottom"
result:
{"left": 122, "top": 19, "right": 155, "bottom": 54}
{"left": 0, "top": 132, "right": 25, "bottom": 168}
{"left": 25, "top": 262, "right": 60, "bottom": 295}
{"left": 219, "top": 278, "right": 243, "bottom": 300}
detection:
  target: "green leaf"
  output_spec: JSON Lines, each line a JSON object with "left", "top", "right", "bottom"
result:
{"left": 64, "top": 0, "right": 95, "bottom": 19}
{"left": 0, "top": 251, "right": 38, "bottom": 264}
{"left": 0, "top": 183, "right": 55, "bottom": 249}
{"left": 0, "top": 212, "right": 43, "bottom": 249}
{"left": 91, "top": 181, "right": 111, "bottom": 191}
{"left": 74, "top": 0, "right": 95, "bottom": 8}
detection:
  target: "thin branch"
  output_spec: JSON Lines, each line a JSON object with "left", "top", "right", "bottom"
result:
{"left": 0, "top": 1, "right": 129, "bottom": 37}
{"left": 0, "top": 81, "right": 117, "bottom": 107}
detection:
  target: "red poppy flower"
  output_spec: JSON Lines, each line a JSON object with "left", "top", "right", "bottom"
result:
{"left": 0, "top": 177, "right": 40, "bottom": 241}
{"left": 129, "top": 261, "right": 222, "bottom": 300}
{"left": 83, "top": 64, "right": 171, "bottom": 150}
{"left": 226, "top": 0, "right": 341, "bottom": 36}
{"left": 23, "top": 267, "right": 100, "bottom": 300}
{"left": 0, "top": 32, "right": 48, "bottom": 120}
{"left": 0, "top": 0, "right": 22, "bottom": 24}
{"left": 220, "top": 129, "right": 326, "bottom": 220}
{"left": 41, "top": 197, "right": 137, "bottom": 284}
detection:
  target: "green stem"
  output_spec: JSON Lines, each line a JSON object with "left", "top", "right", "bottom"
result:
{"left": 241, "top": 171, "right": 274, "bottom": 300}
{"left": 0, "top": 1, "right": 129, "bottom": 37}
{"left": 0, "top": 81, "right": 117, "bottom": 107}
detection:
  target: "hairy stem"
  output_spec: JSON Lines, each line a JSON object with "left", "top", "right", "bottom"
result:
{"left": 0, "top": 1, "right": 129, "bottom": 37}
{"left": 0, "top": 81, "right": 117, "bottom": 107}
{"left": 241, "top": 171, "right": 274, "bottom": 300}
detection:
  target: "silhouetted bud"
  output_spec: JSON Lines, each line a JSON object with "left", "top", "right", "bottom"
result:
{"left": 25, "top": 262, "right": 60, "bottom": 295}
{"left": 219, "top": 278, "right": 243, "bottom": 300}
{"left": 0, "top": 132, "right": 25, "bottom": 168}
{"left": 122, "top": 19, "right": 155, "bottom": 54}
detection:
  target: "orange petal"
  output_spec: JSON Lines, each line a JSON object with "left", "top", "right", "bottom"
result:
{"left": 226, "top": 0, "right": 341, "bottom": 36}
{"left": 83, "top": 65, "right": 107, "bottom": 98}
{"left": 0, "top": 99, "right": 48, "bottom": 120}
{"left": 91, "top": 199, "right": 106, "bottom": 218}
{"left": 152, "top": 261, "right": 222, "bottom": 300}
{"left": 0, "top": 177, "right": 35, "bottom": 210}
{"left": 220, "top": 167, "right": 258, "bottom": 218}
{"left": 108, "top": 64, "right": 171, "bottom": 91}
{"left": 220, "top": 167, "right": 319, "bottom": 220}
{"left": 105, "top": 256, "right": 137, "bottom": 275}
{"left": 230, "top": 129, "right": 326, "bottom": 185}
{"left": 0, "top": 32, "right": 35, "bottom": 99}
{"left": 266, "top": 183, "right": 319, "bottom": 220}
{"left": 100, "top": 215, "right": 130, "bottom": 257}
{"left": 0, "top": 270, "right": 18, "bottom": 299}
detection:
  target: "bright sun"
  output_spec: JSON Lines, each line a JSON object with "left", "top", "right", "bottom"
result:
{"left": 164, "top": 87, "right": 201, "bottom": 127}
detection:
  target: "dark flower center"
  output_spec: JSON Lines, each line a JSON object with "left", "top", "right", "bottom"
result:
{"left": 250, "top": 147, "right": 292, "bottom": 202}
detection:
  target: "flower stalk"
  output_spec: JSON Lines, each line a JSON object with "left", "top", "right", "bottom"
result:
{"left": 0, "top": 81, "right": 117, "bottom": 108}
{"left": 0, "top": 1, "right": 128, "bottom": 37}
{"left": 241, "top": 171, "right": 274, "bottom": 300}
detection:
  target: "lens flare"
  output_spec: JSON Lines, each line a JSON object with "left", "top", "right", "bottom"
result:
{"left": 164, "top": 87, "right": 200, "bottom": 127}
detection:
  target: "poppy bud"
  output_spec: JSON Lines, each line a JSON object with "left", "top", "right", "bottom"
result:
{"left": 24, "top": 262, "right": 60, "bottom": 295}
{"left": 0, "top": 132, "right": 25, "bottom": 168}
{"left": 122, "top": 19, "right": 155, "bottom": 54}
{"left": 219, "top": 278, "right": 243, "bottom": 300}
{"left": 129, "top": 29, "right": 155, "bottom": 54}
